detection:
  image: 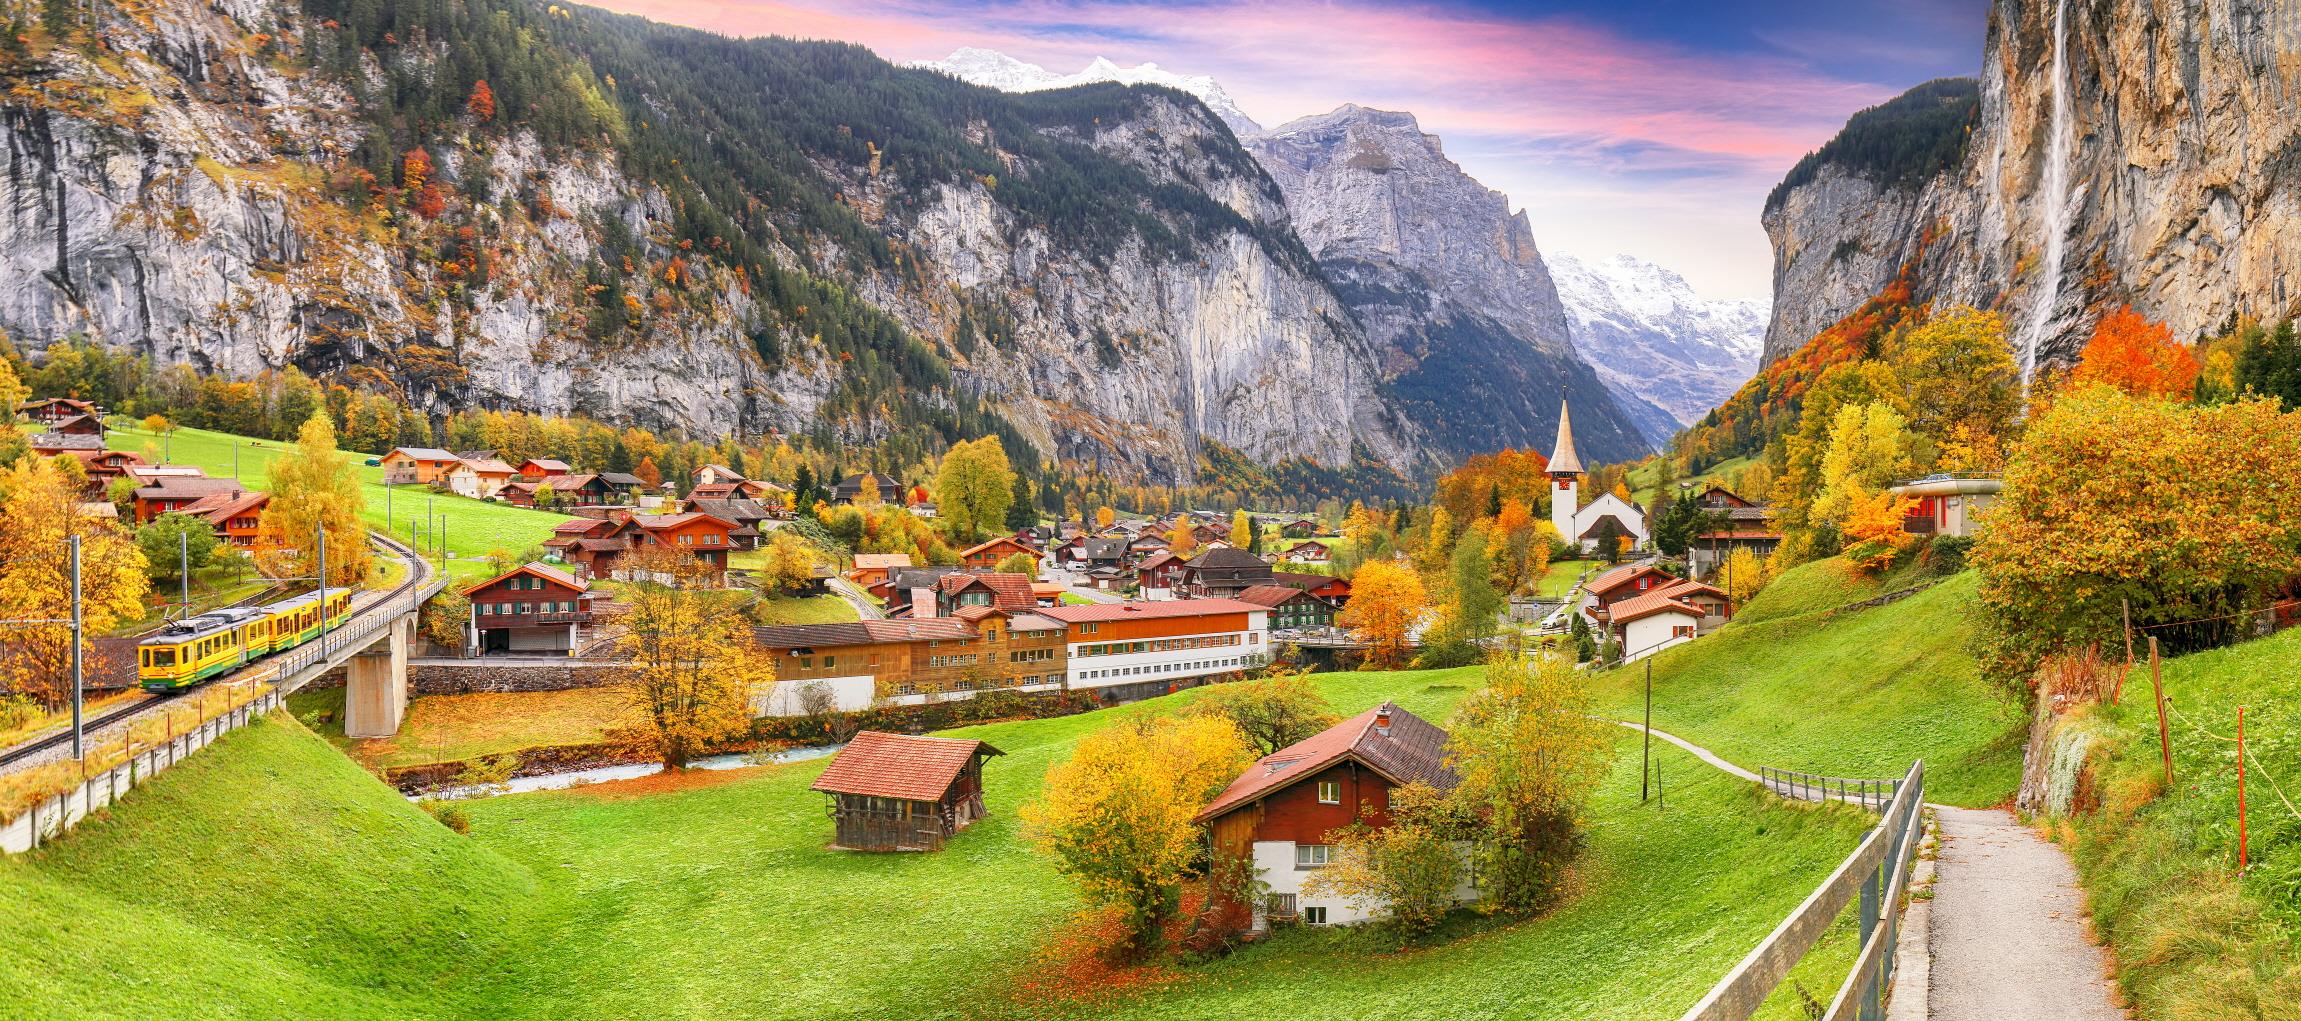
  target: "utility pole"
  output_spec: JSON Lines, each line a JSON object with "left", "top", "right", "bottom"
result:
{"left": 179, "top": 530, "right": 189, "bottom": 619}
{"left": 69, "top": 534, "right": 84, "bottom": 761}
{"left": 317, "top": 526, "right": 328, "bottom": 658}
{"left": 1642, "top": 659, "right": 1653, "bottom": 802}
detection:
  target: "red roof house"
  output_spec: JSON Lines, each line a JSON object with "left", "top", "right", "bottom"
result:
{"left": 1197, "top": 703, "right": 1467, "bottom": 928}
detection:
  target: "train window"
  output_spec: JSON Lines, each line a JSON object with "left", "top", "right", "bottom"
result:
{"left": 156, "top": 650, "right": 174, "bottom": 666}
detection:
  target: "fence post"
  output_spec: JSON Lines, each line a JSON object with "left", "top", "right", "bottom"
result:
{"left": 2150, "top": 637, "right": 2173, "bottom": 786}
{"left": 2239, "top": 705, "right": 2248, "bottom": 871}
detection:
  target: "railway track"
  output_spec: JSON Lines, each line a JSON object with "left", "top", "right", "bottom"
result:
{"left": 0, "top": 533, "right": 436, "bottom": 772}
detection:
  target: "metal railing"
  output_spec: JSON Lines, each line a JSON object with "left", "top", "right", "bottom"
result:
{"left": 1757, "top": 766, "right": 1904, "bottom": 812}
{"left": 1680, "top": 760, "right": 1925, "bottom": 1021}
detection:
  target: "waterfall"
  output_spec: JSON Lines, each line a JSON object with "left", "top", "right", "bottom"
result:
{"left": 2021, "top": 0, "right": 2076, "bottom": 386}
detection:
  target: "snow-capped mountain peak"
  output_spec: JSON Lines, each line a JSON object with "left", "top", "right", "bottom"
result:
{"left": 912, "top": 48, "right": 1262, "bottom": 135}
{"left": 1549, "top": 252, "right": 1767, "bottom": 436}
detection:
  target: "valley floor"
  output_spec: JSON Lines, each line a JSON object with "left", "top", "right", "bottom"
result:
{"left": 1, "top": 669, "right": 1875, "bottom": 1021}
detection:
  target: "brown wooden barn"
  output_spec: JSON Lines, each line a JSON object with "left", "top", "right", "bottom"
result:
{"left": 810, "top": 732, "right": 1003, "bottom": 851}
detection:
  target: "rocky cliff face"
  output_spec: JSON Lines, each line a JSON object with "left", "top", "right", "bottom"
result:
{"left": 0, "top": 0, "right": 1420, "bottom": 482}
{"left": 853, "top": 94, "right": 1417, "bottom": 480}
{"left": 0, "top": 2, "right": 776, "bottom": 437}
{"left": 1246, "top": 105, "right": 1653, "bottom": 463}
{"left": 1549, "top": 253, "right": 1765, "bottom": 440}
{"left": 1765, "top": 0, "right": 2301, "bottom": 370}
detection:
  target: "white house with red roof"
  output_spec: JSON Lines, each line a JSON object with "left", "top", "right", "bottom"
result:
{"left": 1196, "top": 703, "right": 1475, "bottom": 928}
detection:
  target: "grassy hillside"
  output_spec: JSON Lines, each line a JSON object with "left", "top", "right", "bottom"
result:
{"left": 2056, "top": 627, "right": 2301, "bottom": 1017}
{"left": 1592, "top": 561, "right": 2026, "bottom": 807}
{"left": 0, "top": 716, "right": 546, "bottom": 1019}
{"left": 0, "top": 668, "right": 1874, "bottom": 1020}
{"left": 109, "top": 423, "right": 576, "bottom": 582}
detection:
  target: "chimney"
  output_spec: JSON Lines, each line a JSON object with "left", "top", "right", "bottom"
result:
{"left": 1374, "top": 706, "right": 1392, "bottom": 736}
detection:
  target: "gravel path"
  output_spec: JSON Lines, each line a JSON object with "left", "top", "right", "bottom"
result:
{"left": 1922, "top": 806, "right": 2125, "bottom": 1020}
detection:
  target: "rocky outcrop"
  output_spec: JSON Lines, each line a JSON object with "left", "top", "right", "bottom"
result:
{"left": 1246, "top": 105, "right": 1653, "bottom": 463}
{"left": 1765, "top": 0, "right": 2301, "bottom": 371}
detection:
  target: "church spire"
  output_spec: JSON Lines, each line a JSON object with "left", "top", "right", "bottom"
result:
{"left": 1547, "top": 394, "right": 1583, "bottom": 476}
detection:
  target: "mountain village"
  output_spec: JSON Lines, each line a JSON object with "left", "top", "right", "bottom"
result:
{"left": 4, "top": 2, "right": 2301, "bottom": 1020}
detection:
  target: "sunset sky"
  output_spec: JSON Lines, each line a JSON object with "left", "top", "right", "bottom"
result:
{"left": 588, "top": 0, "right": 1989, "bottom": 299}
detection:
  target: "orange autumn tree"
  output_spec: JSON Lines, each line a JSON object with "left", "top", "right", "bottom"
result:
{"left": 2071, "top": 306, "right": 2199, "bottom": 399}
{"left": 1972, "top": 385, "right": 2301, "bottom": 678}
{"left": 1338, "top": 559, "right": 1427, "bottom": 668}
{"left": 1022, "top": 715, "right": 1254, "bottom": 959}
{"left": 466, "top": 79, "right": 496, "bottom": 121}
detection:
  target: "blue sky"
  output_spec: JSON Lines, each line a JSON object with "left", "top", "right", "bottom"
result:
{"left": 596, "top": 0, "right": 1990, "bottom": 298}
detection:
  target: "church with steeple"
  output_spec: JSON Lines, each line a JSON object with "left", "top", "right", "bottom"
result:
{"left": 1547, "top": 396, "right": 1649, "bottom": 556}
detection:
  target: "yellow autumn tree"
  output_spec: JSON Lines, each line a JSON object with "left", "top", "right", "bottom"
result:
{"left": 1338, "top": 559, "right": 1426, "bottom": 668}
{"left": 1809, "top": 401, "right": 1917, "bottom": 537}
{"left": 614, "top": 559, "right": 771, "bottom": 769}
{"left": 1168, "top": 518, "right": 1198, "bottom": 558}
{"left": 0, "top": 455, "right": 150, "bottom": 708}
{"left": 1720, "top": 546, "right": 1770, "bottom": 606}
{"left": 1446, "top": 650, "right": 1614, "bottom": 916}
{"left": 1094, "top": 506, "right": 1116, "bottom": 530}
{"left": 256, "top": 411, "right": 370, "bottom": 586}
{"left": 1022, "top": 714, "right": 1254, "bottom": 959}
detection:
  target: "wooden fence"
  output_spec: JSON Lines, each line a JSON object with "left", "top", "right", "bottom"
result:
{"left": 1680, "top": 760, "right": 1926, "bottom": 1021}
{"left": 1758, "top": 766, "right": 1903, "bottom": 812}
{"left": 0, "top": 688, "right": 282, "bottom": 854}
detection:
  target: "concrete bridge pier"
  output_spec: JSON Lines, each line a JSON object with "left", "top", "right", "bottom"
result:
{"left": 344, "top": 617, "right": 412, "bottom": 738}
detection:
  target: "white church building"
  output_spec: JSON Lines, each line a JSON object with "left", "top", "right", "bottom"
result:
{"left": 1547, "top": 398, "right": 1649, "bottom": 556}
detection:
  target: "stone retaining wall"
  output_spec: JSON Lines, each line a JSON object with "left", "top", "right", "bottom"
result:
{"left": 407, "top": 661, "right": 623, "bottom": 696}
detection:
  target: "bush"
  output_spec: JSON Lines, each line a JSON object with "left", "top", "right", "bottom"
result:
{"left": 420, "top": 799, "right": 472, "bottom": 834}
{"left": 0, "top": 694, "right": 39, "bottom": 732}
{"left": 1923, "top": 535, "right": 1974, "bottom": 575}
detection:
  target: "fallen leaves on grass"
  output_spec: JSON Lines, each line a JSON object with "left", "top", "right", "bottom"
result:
{"left": 1009, "top": 906, "right": 1190, "bottom": 1010}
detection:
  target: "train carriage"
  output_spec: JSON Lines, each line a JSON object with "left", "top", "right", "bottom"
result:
{"left": 137, "top": 588, "right": 356, "bottom": 692}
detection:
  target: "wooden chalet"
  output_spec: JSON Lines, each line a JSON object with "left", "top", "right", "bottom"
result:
{"left": 626, "top": 511, "right": 737, "bottom": 585}
{"left": 1135, "top": 550, "right": 1188, "bottom": 594}
{"left": 1272, "top": 571, "right": 1351, "bottom": 608}
{"left": 133, "top": 474, "right": 247, "bottom": 524}
{"left": 831, "top": 472, "right": 903, "bottom": 505}
{"left": 18, "top": 397, "right": 96, "bottom": 425}
{"left": 380, "top": 447, "right": 461, "bottom": 485}
{"left": 1179, "top": 546, "right": 1275, "bottom": 599}
{"left": 447, "top": 458, "right": 520, "bottom": 499}
{"left": 1280, "top": 517, "right": 1326, "bottom": 539}
{"left": 48, "top": 412, "right": 104, "bottom": 436}
{"left": 464, "top": 562, "right": 593, "bottom": 655}
{"left": 958, "top": 535, "right": 1041, "bottom": 571}
{"left": 847, "top": 553, "right": 913, "bottom": 588}
{"left": 518, "top": 457, "right": 572, "bottom": 479}
{"left": 1197, "top": 703, "right": 1467, "bottom": 928}
{"left": 686, "top": 498, "right": 778, "bottom": 548}
{"left": 184, "top": 490, "right": 270, "bottom": 548}
{"left": 1236, "top": 583, "right": 1336, "bottom": 631}
{"left": 62, "top": 448, "right": 146, "bottom": 488}
{"left": 1277, "top": 540, "right": 1331, "bottom": 564}
{"left": 540, "top": 473, "right": 617, "bottom": 506}
{"left": 811, "top": 732, "right": 1003, "bottom": 851}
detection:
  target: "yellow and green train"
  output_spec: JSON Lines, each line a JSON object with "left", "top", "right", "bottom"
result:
{"left": 136, "top": 588, "right": 354, "bottom": 691}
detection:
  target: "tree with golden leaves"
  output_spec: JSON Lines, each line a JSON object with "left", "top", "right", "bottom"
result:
{"left": 1167, "top": 517, "right": 1198, "bottom": 559}
{"left": 1446, "top": 650, "right": 1614, "bottom": 916}
{"left": 1338, "top": 559, "right": 1426, "bottom": 668}
{"left": 2072, "top": 306, "right": 2199, "bottom": 399}
{"left": 614, "top": 558, "right": 772, "bottom": 769}
{"left": 0, "top": 455, "right": 149, "bottom": 709}
{"left": 255, "top": 411, "right": 370, "bottom": 586}
{"left": 1021, "top": 714, "right": 1254, "bottom": 959}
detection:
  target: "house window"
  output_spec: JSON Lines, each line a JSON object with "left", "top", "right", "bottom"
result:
{"left": 1317, "top": 780, "right": 1340, "bottom": 804}
{"left": 1295, "top": 844, "right": 1331, "bottom": 868}
{"left": 1303, "top": 906, "right": 1329, "bottom": 925}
